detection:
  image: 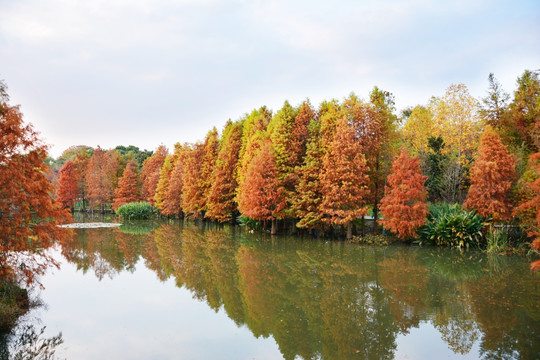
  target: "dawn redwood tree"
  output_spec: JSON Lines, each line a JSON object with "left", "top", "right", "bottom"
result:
{"left": 57, "top": 160, "right": 79, "bottom": 211}
{"left": 237, "top": 140, "right": 286, "bottom": 234}
{"left": 85, "top": 147, "right": 119, "bottom": 211}
{"left": 464, "top": 126, "right": 516, "bottom": 222}
{"left": 206, "top": 121, "right": 243, "bottom": 222}
{"left": 141, "top": 145, "right": 168, "bottom": 206}
{"left": 113, "top": 160, "right": 142, "bottom": 210}
{"left": 162, "top": 144, "right": 189, "bottom": 217}
{"left": 380, "top": 149, "right": 429, "bottom": 240}
{"left": 0, "top": 81, "right": 71, "bottom": 284}
{"left": 199, "top": 127, "right": 219, "bottom": 214}
{"left": 320, "top": 116, "right": 369, "bottom": 239}
{"left": 293, "top": 119, "right": 324, "bottom": 231}
{"left": 182, "top": 143, "right": 204, "bottom": 218}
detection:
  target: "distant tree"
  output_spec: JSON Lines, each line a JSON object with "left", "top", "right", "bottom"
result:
{"left": 464, "top": 126, "right": 516, "bottom": 222}
{"left": 430, "top": 83, "right": 484, "bottom": 164}
{"left": 71, "top": 150, "right": 91, "bottom": 210}
{"left": 320, "top": 116, "right": 369, "bottom": 239}
{"left": 237, "top": 140, "right": 286, "bottom": 234}
{"left": 141, "top": 145, "right": 168, "bottom": 206}
{"left": 401, "top": 105, "right": 434, "bottom": 156}
{"left": 380, "top": 149, "right": 428, "bottom": 240}
{"left": 505, "top": 70, "right": 540, "bottom": 153}
{"left": 85, "top": 147, "right": 119, "bottom": 211}
{"left": 0, "top": 80, "right": 71, "bottom": 285}
{"left": 479, "top": 73, "right": 510, "bottom": 129}
{"left": 114, "top": 145, "right": 153, "bottom": 168}
{"left": 206, "top": 121, "right": 243, "bottom": 222}
{"left": 56, "top": 160, "right": 78, "bottom": 211}
{"left": 113, "top": 160, "right": 142, "bottom": 210}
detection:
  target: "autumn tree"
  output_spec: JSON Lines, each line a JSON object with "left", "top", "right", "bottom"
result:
{"left": 380, "top": 149, "right": 428, "bottom": 240}
{"left": 206, "top": 121, "right": 243, "bottom": 222}
{"left": 56, "top": 160, "right": 78, "bottom": 211}
{"left": 141, "top": 145, "right": 168, "bottom": 206}
{"left": 71, "top": 149, "right": 91, "bottom": 210}
{"left": 154, "top": 156, "right": 174, "bottom": 212}
{"left": 113, "top": 160, "right": 142, "bottom": 210}
{"left": 182, "top": 143, "right": 204, "bottom": 218}
{"left": 464, "top": 126, "right": 516, "bottom": 222}
{"left": 293, "top": 119, "right": 324, "bottom": 231}
{"left": 237, "top": 140, "right": 286, "bottom": 234}
{"left": 199, "top": 127, "right": 219, "bottom": 214}
{"left": 320, "top": 116, "right": 369, "bottom": 239}
{"left": 401, "top": 105, "right": 434, "bottom": 156}
{"left": 505, "top": 70, "right": 540, "bottom": 153}
{"left": 0, "top": 80, "right": 71, "bottom": 284}
{"left": 515, "top": 152, "right": 540, "bottom": 270}
{"left": 85, "top": 147, "right": 119, "bottom": 211}
{"left": 479, "top": 73, "right": 510, "bottom": 129}
{"left": 162, "top": 144, "right": 189, "bottom": 217}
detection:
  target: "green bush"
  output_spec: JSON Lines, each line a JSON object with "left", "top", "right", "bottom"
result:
{"left": 486, "top": 226, "right": 509, "bottom": 254}
{"left": 418, "top": 203, "right": 485, "bottom": 248}
{"left": 116, "top": 202, "right": 154, "bottom": 220}
{"left": 237, "top": 215, "right": 262, "bottom": 231}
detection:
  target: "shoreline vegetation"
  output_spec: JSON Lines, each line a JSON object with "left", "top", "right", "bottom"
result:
{"left": 1, "top": 70, "right": 540, "bottom": 334}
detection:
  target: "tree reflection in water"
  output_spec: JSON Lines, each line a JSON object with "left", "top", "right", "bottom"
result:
{"left": 58, "top": 221, "right": 540, "bottom": 360}
{"left": 1, "top": 324, "right": 63, "bottom": 360}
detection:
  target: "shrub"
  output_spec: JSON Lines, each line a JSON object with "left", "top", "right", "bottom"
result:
{"left": 418, "top": 203, "right": 485, "bottom": 248}
{"left": 486, "top": 226, "right": 509, "bottom": 254}
{"left": 116, "top": 202, "right": 154, "bottom": 220}
{"left": 237, "top": 215, "right": 262, "bottom": 232}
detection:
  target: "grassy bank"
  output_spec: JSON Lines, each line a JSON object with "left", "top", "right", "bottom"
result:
{"left": 0, "top": 280, "right": 30, "bottom": 333}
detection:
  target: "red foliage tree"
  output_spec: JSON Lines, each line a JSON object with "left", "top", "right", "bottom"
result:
{"left": 182, "top": 143, "right": 204, "bottom": 218}
{"left": 141, "top": 145, "right": 168, "bottom": 206}
{"left": 200, "top": 128, "right": 219, "bottom": 213}
{"left": 320, "top": 116, "right": 369, "bottom": 239}
{"left": 85, "top": 147, "right": 119, "bottom": 211}
{"left": 0, "top": 82, "right": 71, "bottom": 285}
{"left": 57, "top": 160, "right": 78, "bottom": 211}
{"left": 154, "top": 155, "right": 176, "bottom": 212}
{"left": 380, "top": 149, "right": 429, "bottom": 240}
{"left": 237, "top": 140, "right": 286, "bottom": 234}
{"left": 206, "top": 121, "right": 243, "bottom": 222}
{"left": 464, "top": 126, "right": 516, "bottom": 222}
{"left": 162, "top": 144, "right": 189, "bottom": 217}
{"left": 113, "top": 160, "right": 142, "bottom": 210}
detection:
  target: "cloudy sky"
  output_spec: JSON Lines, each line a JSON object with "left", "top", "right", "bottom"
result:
{"left": 1, "top": 0, "right": 539, "bottom": 157}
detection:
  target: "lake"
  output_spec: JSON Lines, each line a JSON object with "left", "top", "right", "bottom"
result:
{"left": 7, "top": 220, "right": 540, "bottom": 359}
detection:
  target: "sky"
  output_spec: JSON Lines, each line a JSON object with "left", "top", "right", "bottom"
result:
{"left": 1, "top": 0, "right": 539, "bottom": 158}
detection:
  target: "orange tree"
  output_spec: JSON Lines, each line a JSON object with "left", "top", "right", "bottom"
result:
{"left": 113, "top": 160, "right": 142, "bottom": 210}
{"left": 380, "top": 149, "right": 428, "bottom": 240}
{"left": 0, "top": 81, "right": 71, "bottom": 285}
{"left": 57, "top": 160, "right": 79, "bottom": 211}
{"left": 464, "top": 126, "right": 516, "bottom": 222}
{"left": 141, "top": 145, "right": 168, "bottom": 205}
{"left": 320, "top": 116, "right": 369, "bottom": 239}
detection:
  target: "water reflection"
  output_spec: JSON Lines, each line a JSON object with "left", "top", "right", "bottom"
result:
{"left": 60, "top": 221, "right": 540, "bottom": 360}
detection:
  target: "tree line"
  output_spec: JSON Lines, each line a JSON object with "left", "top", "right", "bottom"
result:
{"left": 54, "top": 71, "right": 539, "bottom": 251}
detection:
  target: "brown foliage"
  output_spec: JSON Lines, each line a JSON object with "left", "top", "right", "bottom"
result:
{"left": 57, "top": 160, "right": 78, "bottom": 210}
{"left": 182, "top": 143, "right": 204, "bottom": 217}
{"left": 0, "top": 88, "right": 71, "bottom": 285}
{"left": 237, "top": 140, "right": 286, "bottom": 221}
{"left": 85, "top": 147, "right": 119, "bottom": 210}
{"left": 141, "top": 145, "right": 168, "bottom": 206}
{"left": 464, "top": 126, "right": 516, "bottom": 222}
{"left": 320, "top": 116, "right": 369, "bottom": 235}
{"left": 162, "top": 144, "right": 189, "bottom": 216}
{"left": 113, "top": 160, "right": 142, "bottom": 210}
{"left": 380, "top": 149, "right": 428, "bottom": 239}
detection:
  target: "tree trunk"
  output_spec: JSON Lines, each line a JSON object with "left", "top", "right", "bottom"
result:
{"left": 346, "top": 222, "right": 352, "bottom": 239}
{"left": 271, "top": 219, "right": 277, "bottom": 235}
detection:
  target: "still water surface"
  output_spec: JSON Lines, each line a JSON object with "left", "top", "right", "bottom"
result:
{"left": 16, "top": 220, "right": 540, "bottom": 359}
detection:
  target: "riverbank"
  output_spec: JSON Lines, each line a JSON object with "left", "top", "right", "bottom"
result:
{"left": 0, "top": 279, "right": 30, "bottom": 333}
